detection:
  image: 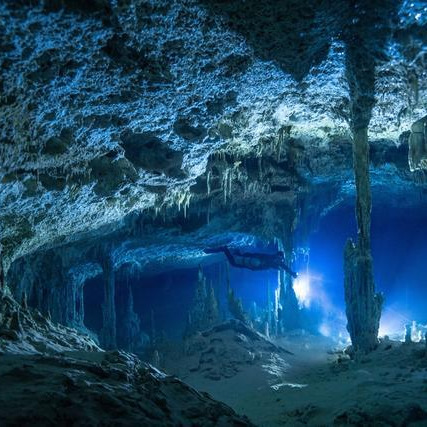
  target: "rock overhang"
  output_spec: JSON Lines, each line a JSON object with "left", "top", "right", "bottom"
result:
{"left": 1, "top": 0, "right": 426, "bottom": 273}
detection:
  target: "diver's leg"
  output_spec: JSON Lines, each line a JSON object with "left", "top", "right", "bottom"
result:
{"left": 204, "top": 247, "right": 226, "bottom": 254}
{"left": 204, "top": 246, "right": 238, "bottom": 267}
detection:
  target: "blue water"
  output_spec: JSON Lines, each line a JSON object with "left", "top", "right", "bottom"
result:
{"left": 309, "top": 203, "right": 427, "bottom": 335}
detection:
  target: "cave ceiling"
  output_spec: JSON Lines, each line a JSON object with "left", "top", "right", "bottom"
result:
{"left": 1, "top": 0, "right": 427, "bottom": 276}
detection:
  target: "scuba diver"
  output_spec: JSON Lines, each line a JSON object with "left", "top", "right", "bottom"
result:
{"left": 204, "top": 246, "right": 298, "bottom": 278}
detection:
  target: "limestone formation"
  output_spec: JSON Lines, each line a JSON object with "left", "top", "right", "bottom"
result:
{"left": 0, "top": 350, "right": 253, "bottom": 426}
{"left": 278, "top": 269, "right": 300, "bottom": 333}
{"left": 342, "top": 1, "right": 391, "bottom": 353}
{"left": 0, "top": 290, "right": 252, "bottom": 425}
{"left": 409, "top": 116, "right": 427, "bottom": 172}
{"left": 1, "top": 0, "right": 426, "bottom": 278}
{"left": 344, "top": 127, "right": 383, "bottom": 353}
{"left": 186, "top": 266, "right": 220, "bottom": 335}
{"left": 183, "top": 319, "right": 292, "bottom": 381}
{"left": 100, "top": 256, "right": 117, "bottom": 349}
{"left": 0, "top": 287, "right": 99, "bottom": 354}
{"left": 116, "top": 272, "right": 141, "bottom": 352}
{"left": 0, "top": 0, "right": 426, "bottom": 424}
{"left": 226, "top": 265, "right": 249, "bottom": 324}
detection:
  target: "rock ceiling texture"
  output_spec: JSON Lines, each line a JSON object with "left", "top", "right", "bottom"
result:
{"left": 1, "top": 0, "right": 427, "bottom": 276}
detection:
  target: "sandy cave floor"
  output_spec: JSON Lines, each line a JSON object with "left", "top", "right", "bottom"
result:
{"left": 163, "top": 333, "right": 427, "bottom": 426}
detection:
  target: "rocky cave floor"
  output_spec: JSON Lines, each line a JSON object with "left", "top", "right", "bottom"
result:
{"left": 160, "top": 323, "right": 427, "bottom": 426}
{"left": 2, "top": 290, "right": 427, "bottom": 427}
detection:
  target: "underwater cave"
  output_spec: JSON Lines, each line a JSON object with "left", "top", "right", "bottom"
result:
{"left": 1, "top": 0, "right": 427, "bottom": 425}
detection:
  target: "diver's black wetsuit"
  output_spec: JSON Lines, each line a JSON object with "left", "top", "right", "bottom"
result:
{"left": 204, "top": 246, "right": 298, "bottom": 278}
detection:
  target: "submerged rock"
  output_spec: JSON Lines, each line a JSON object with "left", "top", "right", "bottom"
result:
{"left": 182, "top": 320, "right": 292, "bottom": 380}
{"left": 0, "top": 350, "right": 253, "bottom": 426}
{"left": 0, "top": 288, "right": 100, "bottom": 355}
{"left": 0, "top": 292, "right": 252, "bottom": 426}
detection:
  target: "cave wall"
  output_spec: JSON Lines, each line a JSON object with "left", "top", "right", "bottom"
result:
{"left": 1, "top": 0, "right": 426, "bottom": 353}
{"left": 1, "top": 0, "right": 426, "bottom": 275}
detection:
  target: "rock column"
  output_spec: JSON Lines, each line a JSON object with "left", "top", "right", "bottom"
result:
{"left": 120, "top": 275, "right": 140, "bottom": 351}
{"left": 278, "top": 232, "right": 299, "bottom": 333}
{"left": 342, "top": 1, "right": 396, "bottom": 353}
{"left": 344, "top": 128, "right": 382, "bottom": 353}
{"left": 101, "top": 257, "right": 117, "bottom": 349}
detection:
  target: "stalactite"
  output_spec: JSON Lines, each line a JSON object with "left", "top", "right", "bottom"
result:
{"left": 175, "top": 189, "right": 191, "bottom": 218}
{"left": 207, "top": 170, "right": 211, "bottom": 196}
{"left": 183, "top": 193, "right": 191, "bottom": 218}
{"left": 222, "top": 168, "right": 233, "bottom": 203}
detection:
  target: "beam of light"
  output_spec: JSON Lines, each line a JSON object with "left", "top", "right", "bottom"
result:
{"left": 318, "top": 322, "right": 331, "bottom": 337}
{"left": 293, "top": 273, "right": 311, "bottom": 308}
{"left": 292, "top": 271, "right": 329, "bottom": 309}
{"left": 293, "top": 270, "right": 350, "bottom": 343}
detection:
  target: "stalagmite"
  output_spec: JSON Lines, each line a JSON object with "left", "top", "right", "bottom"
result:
{"left": 278, "top": 269, "right": 300, "bottom": 332}
{"left": 76, "top": 284, "right": 84, "bottom": 326}
{"left": 226, "top": 264, "right": 248, "bottom": 324}
{"left": 120, "top": 274, "right": 141, "bottom": 351}
{"left": 185, "top": 266, "right": 220, "bottom": 336}
{"left": 344, "top": 127, "right": 382, "bottom": 353}
{"left": 205, "top": 282, "right": 220, "bottom": 327}
{"left": 405, "top": 323, "right": 412, "bottom": 344}
{"left": 275, "top": 236, "right": 299, "bottom": 333}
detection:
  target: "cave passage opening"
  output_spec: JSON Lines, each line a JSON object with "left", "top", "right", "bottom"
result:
{"left": 83, "top": 274, "right": 104, "bottom": 334}
{"left": 75, "top": 197, "right": 427, "bottom": 352}
{"left": 117, "top": 200, "right": 427, "bottom": 348}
